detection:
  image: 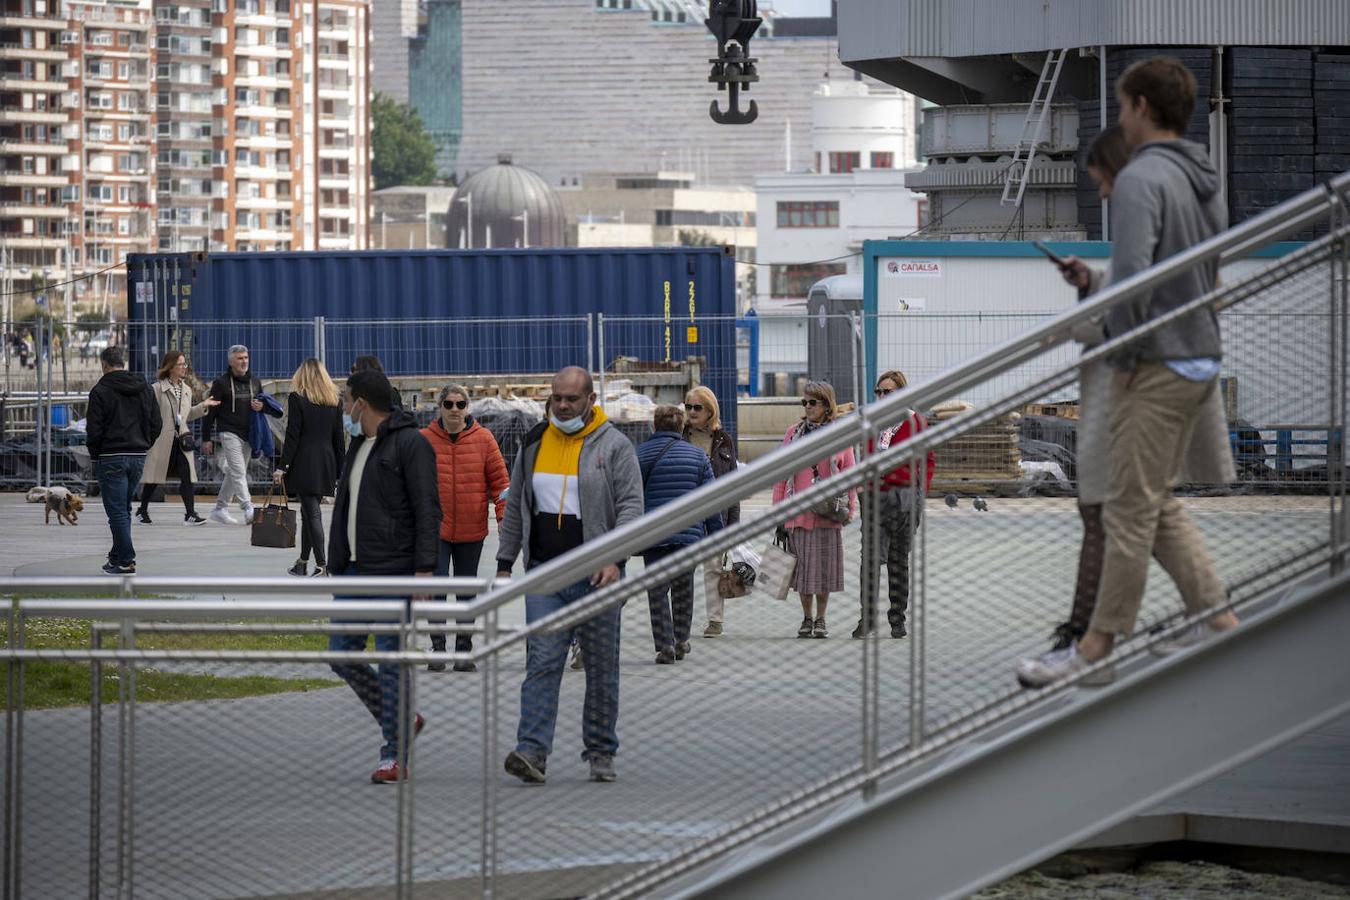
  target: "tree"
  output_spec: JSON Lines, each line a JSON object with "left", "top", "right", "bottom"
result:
{"left": 677, "top": 229, "right": 721, "bottom": 247}
{"left": 371, "top": 92, "right": 438, "bottom": 190}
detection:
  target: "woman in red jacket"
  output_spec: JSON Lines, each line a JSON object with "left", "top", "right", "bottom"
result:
{"left": 420, "top": 384, "right": 510, "bottom": 672}
{"left": 853, "top": 370, "right": 934, "bottom": 639}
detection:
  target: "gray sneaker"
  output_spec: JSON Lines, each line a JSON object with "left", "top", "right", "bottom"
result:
{"left": 504, "top": 750, "right": 547, "bottom": 784}
{"left": 703, "top": 621, "right": 723, "bottom": 637}
{"left": 588, "top": 754, "right": 616, "bottom": 783}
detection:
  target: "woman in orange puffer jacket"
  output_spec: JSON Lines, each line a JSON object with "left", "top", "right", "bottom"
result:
{"left": 420, "top": 384, "right": 510, "bottom": 671}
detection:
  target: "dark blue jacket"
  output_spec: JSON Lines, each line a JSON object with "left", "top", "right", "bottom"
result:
{"left": 637, "top": 432, "right": 722, "bottom": 549}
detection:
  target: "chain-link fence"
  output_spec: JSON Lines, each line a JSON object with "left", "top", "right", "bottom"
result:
{"left": 4, "top": 178, "right": 1348, "bottom": 898}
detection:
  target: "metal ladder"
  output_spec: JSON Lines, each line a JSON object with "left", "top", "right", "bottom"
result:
{"left": 1001, "top": 49, "right": 1067, "bottom": 207}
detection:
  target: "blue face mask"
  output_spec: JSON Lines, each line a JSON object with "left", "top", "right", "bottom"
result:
{"left": 344, "top": 403, "right": 365, "bottom": 438}
{"left": 550, "top": 412, "right": 586, "bottom": 435}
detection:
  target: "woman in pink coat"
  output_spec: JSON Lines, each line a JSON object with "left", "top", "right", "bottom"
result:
{"left": 772, "top": 381, "right": 856, "bottom": 639}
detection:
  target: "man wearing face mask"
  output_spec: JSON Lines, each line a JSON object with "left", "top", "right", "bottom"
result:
{"left": 497, "top": 366, "right": 644, "bottom": 785}
{"left": 326, "top": 370, "right": 441, "bottom": 783}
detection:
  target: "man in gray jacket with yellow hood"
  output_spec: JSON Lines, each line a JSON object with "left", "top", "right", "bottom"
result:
{"left": 497, "top": 366, "right": 644, "bottom": 784}
{"left": 1019, "top": 56, "right": 1240, "bottom": 686}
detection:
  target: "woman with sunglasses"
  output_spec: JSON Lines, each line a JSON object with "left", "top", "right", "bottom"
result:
{"left": 682, "top": 386, "right": 741, "bottom": 637}
{"left": 420, "top": 384, "right": 511, "bottom": 671}
{"left": 853, "top": 370, "right": 934, "bottom": 639}
{"left": 771, "top": 381, "right": 856, "bottom": 639}
{"left": 273, "top": 357, "right": 345, "bottom": 576}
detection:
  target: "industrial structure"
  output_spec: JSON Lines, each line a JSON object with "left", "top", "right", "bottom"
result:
{"left": 838, "top": 0, "right": 1350, "bottom": 240}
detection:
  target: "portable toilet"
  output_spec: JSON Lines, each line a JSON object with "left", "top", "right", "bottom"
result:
{"left": 806, "top": 274, "right": 865, "bottom": 407}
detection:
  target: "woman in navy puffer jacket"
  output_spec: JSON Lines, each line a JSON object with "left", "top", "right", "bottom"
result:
{"left": 636, "top": 405, "right": 723, "bottom": 665}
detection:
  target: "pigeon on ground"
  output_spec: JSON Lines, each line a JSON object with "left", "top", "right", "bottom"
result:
{"left": 944, "top": 492, "right": 958, "bottom": 509}
{"left": 973, "top": 497, "right": 989, "bottom": 512}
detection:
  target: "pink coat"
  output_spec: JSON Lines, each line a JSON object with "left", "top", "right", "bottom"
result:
{"left": 771, "top": 423, "right": 857, "bottom": 530}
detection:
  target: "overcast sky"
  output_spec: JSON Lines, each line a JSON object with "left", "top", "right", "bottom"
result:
{"left": 771, "top": 0, "right": 832, "bottom": 17}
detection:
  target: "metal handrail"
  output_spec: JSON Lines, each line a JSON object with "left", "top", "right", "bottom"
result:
{"left": 469, "top": 171, "right": 1350, "bottom": 609}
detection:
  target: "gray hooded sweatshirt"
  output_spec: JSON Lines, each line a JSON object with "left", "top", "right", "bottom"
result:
{"left": 1104, "top": 139, "right": 1226, "bottom": 371}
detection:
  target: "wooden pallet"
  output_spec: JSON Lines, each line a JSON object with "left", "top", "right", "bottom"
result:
{"left": 1024, "top": 402, "right": 1080, "bottom": 420}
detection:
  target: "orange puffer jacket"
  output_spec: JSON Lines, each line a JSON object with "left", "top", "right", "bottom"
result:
{"left": 420, "top": 418, "right": 510, "bottom": 544}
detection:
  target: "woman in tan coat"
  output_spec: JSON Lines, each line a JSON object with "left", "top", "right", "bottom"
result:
{"left": 137, "top": 350, "right": 219, "bottom": 525}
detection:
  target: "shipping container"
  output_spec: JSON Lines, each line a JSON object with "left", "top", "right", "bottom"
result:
{"left": 124, "top": 247, "right": 741, "bottom": 434}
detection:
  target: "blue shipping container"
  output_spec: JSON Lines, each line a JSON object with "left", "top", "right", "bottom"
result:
{"left": 125, "top": 247, "right": 740, "bottom": 434}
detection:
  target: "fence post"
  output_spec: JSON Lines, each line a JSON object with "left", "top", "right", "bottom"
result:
{"left": 313, "top": 316, "right": 326, "bottom": 368}
{"left": 737, "top": 317, "right": 759, "bottom": 397}
{"left": 32, "top": 315, "right": 43, "bottom": 489}
{"left": 3, "top": 603, "right": 22, "bottom": 900}
{"left": 586, "top": 313, "right": 594, "bottom": 395}
{"left": 597, "top": 313, "right": 607, "bottom": 411}
{"left": 859, "top": 413, "right": 881, "bottom": 800}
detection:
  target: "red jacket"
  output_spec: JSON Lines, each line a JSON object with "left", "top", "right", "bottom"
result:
{"left": 420, "top": 418, "right": 510, "bottom": 544}
{"left": 871, "top": 412, "right": 935, "bottom": 493}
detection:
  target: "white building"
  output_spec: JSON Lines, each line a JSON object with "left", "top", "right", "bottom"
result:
{"left": 754, "top": 81, "right": 923, "bottom": 309}
{"left": 752, "top": 80, "right": 924, "bottom": 378}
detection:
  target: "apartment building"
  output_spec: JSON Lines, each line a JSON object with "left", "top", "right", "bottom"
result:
{"left": 298, "top": 0, "right": 369, "bottom": 251}
{"left": 0, "top": 0, "right": 369, "bottom": 302}
{"left": 153, "top": 0, "right": 212, "bottom": 251}
{"left": 0, "top": 0, "right": 77, "bottom": 288}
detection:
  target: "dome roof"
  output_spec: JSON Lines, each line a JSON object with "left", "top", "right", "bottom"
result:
{"left": 446, "top": 154, "right": 566, "bottom": 249}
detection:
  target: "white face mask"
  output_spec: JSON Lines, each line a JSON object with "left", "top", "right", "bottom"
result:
{"left": 550, "top": 412, "right": 586, "bottom": 435}
{"left": 344, "top": 401, "right": 365, "bottom": 438}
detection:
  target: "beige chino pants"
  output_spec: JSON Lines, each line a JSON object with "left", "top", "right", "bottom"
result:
{"left": 1091, "top": 363, "right": 1226, "bottom": 636}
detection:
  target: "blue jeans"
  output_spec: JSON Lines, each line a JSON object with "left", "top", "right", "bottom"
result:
{"left": 328, "top": 564, "right": 415, "bottom": 761}
{"left": 96, "top": 455, "right": 144, "bottom": 566}
{"left": 516, "top": 573, "right": 622, "bottom": 761}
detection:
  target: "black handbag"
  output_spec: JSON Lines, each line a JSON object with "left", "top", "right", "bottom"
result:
{"left": 250, "top": 479, "right": 297, "bottom": 548}
{"left": 172, "top": 401, "right": 197, "bottom": 453}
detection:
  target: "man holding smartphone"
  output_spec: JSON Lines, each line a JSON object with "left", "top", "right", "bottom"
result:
{"left": 1018, "top": 56, "right": 1239, "bottom": 686}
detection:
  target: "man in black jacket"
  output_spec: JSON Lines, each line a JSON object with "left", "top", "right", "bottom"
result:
{"left": 200, "top": 345, "right": 279, "bottom": 525}
{"left": 86, "top": 346, "right": 160, "bottom": 574}
{"left": 327, "top": 369, "right": 441, "bottom": 783}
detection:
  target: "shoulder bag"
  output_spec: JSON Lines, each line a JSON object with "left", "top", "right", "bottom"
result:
{"left": 250, "top": 478, "right": 297, "bottom": 548}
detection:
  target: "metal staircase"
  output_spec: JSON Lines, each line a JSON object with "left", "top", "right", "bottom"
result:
{"left": 1001, "top": 49, "right": 1068, "bottom": 207}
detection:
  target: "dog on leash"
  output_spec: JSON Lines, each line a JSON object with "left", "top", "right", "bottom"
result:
{"left": 37, "top": 486, "right": 85, "bottom": 525}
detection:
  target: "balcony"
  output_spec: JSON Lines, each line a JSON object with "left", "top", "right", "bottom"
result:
{"left": 0, "top": 14, "right": 65, "bottom": 28}
{"left": 0, "top": 45, "right": 67, "bottom": 62}
{"left": 0, "top": 139, "right": 68, "bottom": 155}
{"left": 0, "top": 170, "right": 67, "bottom": 187}
{"left": 0, "top": 201, "right": 68, "bottom": 217}
{"left": 0, "top": 77, "right": 66, "bottom": 92}
{"left": 0, "top": 234, "right": 65, "bottom": 249}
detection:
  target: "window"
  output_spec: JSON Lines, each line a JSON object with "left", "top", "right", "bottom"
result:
{"left": 118, "top": 185, "right": 130, "bottom": 203}
{"left": 770, "top": 263, "right": 846, "bottom": 299}
{"left": 776, "top": 201, "right": 839, "bottom": 229}
{"left": 871, "top": 152, "right": 894, "bottom": 170}
{"left": 829, "top": 152, "right": 860, "bottom": 174}
{"left": 917, "top": 199, "right": 929, "bottom": 230}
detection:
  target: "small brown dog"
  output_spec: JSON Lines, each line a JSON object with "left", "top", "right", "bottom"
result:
{"left": 42, "top": 487, "right": 85, "bottom": 525}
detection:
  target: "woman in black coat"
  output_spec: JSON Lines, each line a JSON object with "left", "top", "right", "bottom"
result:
{"left": 273, "top": 358, "right": 345, "bottom": 576}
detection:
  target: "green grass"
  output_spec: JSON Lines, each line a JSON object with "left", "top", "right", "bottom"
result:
{"left": 2, "top": 617, "right": 338, "bottom": 709}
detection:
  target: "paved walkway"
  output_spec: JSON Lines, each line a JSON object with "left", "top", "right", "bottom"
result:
{"left": 3, "top": 493, "right": 1347, "bottom": 898}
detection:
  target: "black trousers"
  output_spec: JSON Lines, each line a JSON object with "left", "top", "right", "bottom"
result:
{"left": 298, "top": 494, "right": 326, "bottom": 566}
{"left": 431, "top": 539, "right": 484, "bottom": 653}
{"left": 643, "top": 545, "right": 695, "bottom": 651}
{"left": 858, "top": 489, "right": 920, "bottom": 629}
{"left": 139, "top": 442, "right": 195, "bottom": 518}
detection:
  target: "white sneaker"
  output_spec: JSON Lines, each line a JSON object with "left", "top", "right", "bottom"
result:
{"left": 1016, "top": 644, "right": 1094, "bottom": 688}
{"left": 208, "top": 508, "right": 240, "bottom": 526}
{"left": 240, "top": 504, "right": 256, "bottom": 524}
{"left": 1151, "top": 622, "right": 1221, "bottom": 657}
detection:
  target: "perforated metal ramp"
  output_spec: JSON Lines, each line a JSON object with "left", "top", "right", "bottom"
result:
{"left": 635, "top": 574, "right": 1350, "bottom": 899}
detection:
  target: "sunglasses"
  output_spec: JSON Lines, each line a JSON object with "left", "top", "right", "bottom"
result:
{"left": 441, "top": 399, "right": 468, "bottom": 410}
{"left": 684, "top": 403, "right": 705, "bottom": 412}
{"left": 874, "top": 387, "right": 894, "bottom": 397}
{"left": 800, "top": 398, "right": 822, "bottom": 407}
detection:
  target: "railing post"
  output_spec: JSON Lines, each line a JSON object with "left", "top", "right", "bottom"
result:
{"left": 116, "top": 581, "right": 135, "bottom": 899}
{"left": 586, "top": 313, "right": 595, "bottom": 395}
{"left": 394, "top": 603, "right": 413, "bottom": 899}
{"left": 89, "top": 626, "right": 103, "bottom": 900}
{"left": 3, "top": 602, "right": 23, "bottom": 900}
{"left": 908, "top": 442, "right": 927, "bottom": 751}
{"left": 480, "top": 606, "right": 499, "bottom": 899}
{"left": 859, "top": 413, "right": 881, "bottom": 800}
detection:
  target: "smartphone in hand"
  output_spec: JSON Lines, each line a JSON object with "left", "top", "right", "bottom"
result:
{"left": 1031, "top": 240, "right": 1071, "bottom": 271}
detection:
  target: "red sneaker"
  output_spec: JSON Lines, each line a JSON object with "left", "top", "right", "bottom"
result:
{"left": 370, "top": 759, "right": 406, "bottom": 783}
